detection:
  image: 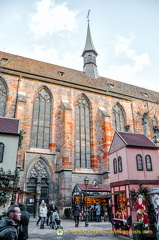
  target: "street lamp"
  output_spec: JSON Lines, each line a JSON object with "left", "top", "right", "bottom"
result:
{"left": 84, "top": 176, "right": 89, "bottom": 227}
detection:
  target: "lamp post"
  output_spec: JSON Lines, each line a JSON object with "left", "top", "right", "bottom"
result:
{"left": 84, "top": 176, "right": 89, "bottom": 227}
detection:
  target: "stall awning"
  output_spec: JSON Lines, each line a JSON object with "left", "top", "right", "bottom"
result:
{"left": 0, "top": 187, "right": 40, "bottom": 196}
{"left": 88, "top": 192, "right": 124, "bottom": 199}
{"left": 75, "top": 183, "right": 110, "bottom": 192}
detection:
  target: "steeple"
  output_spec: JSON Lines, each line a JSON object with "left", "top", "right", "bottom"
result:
{"left": 82, "top": 11, "right": 99, "bottom": 78}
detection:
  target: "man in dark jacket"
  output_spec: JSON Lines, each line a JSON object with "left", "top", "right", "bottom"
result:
{"left": 72, "top": 201, "right": 81, "bottom": 227}
{"left": 0, "top": 203, "right": 21, "bottom": 240}
{"left": 18, "top": 203, "right": 30, "bottom": 240}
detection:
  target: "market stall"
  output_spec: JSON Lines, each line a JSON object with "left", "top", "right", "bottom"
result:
{"left": 109, "top": 131, "right": 159, "bottom": 239}
{"left": 72, "top": 179, "right": 110, "bottom": 220}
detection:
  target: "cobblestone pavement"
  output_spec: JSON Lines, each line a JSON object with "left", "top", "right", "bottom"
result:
{"left": 28, "top": 217, "right": 131, "bottom": 240}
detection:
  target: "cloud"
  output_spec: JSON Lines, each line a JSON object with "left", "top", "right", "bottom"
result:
{"left": 29, "top": 43, "right": 82, "bottom": 71}
{"left": 0, "top": 32, "right": 6, "bottom": 39}
{"left": 28, "top": 0, "right": 78, "bottom": 38}
{"left": 106, "top": 34, "right": 150, "bottom": 82}
{"left": 14, "top": 13, "right": 20, "bottom": 20}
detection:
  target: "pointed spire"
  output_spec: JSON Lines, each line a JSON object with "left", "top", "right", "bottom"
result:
{"left": 82, "top": 11, "right": 99, "bottom": 78}
{"left": 82, "top": 21, "right": 98, "bottom": 57}
{"left": 82, "top": 10, "right": 98, "bottom": 57}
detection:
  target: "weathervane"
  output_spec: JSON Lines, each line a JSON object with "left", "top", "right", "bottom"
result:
{"left": 87, "top": 10, "right": 91, "bottom": 22}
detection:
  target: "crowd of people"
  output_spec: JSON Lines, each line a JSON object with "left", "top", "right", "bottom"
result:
{"left": 0, "top": 199, "right": 58, "bottom": 239}
{"left": 36, "top": 200, "right": 58, "bottom": 229}
{"left": 72, "top": 201, "right": 112, "bottom": 227}
{"left": 88, "top": 202, "right": 112, "bottom": 222}
{"left": 0, "top": 199, "right": 111, "bottom": 238}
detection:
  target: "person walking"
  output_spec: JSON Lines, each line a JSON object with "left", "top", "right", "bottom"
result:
{"left": 39, "top": 202, "right": 47, "bottom": 229}
{"left": 18, "top": 202, "right": 30, "bottom": 240}
{"left": 0, "top": 203, "right": 21, "bottom": 240}
{"left": 46, "top": 203, "right": 51, "bottom": 226}
{"left": 48, "top": 201, "right": 58, "bottom": 225}
{"left": 72, "top": 201, "right": 80, "bottom": 227}
{"left": 95, "top": 202, "right": 101, "bottom": 222}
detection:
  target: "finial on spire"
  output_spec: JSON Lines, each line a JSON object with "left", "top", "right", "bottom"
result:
{"left": 87, "top": 10, "right": 91, "bottom": 22}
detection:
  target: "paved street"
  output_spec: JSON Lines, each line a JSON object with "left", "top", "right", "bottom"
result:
{"left": 28, "top": 217, "right": 131, "bottom": 240}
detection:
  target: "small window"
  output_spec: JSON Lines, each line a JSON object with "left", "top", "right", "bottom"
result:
{"left": 57, "top": 71, "right": 65, "bottom": 76}
{"left": 0, "top": 143, "right": 5, "bottom": 163}
{"left": 136, "top": 154, "right": 143, "bottom": 171}
{"left": 140, "top": 92, "right": 149, "bottom": 97}
{"left": 106, "top": 83, "right": 115, "bottom": 88}
{"left": 118, "top": 156, "right": 122, "bottom": 172}
{"left": 113, "top": 158, "right": 117, "bottom": 174}
{"left": 145, "top": 155, "right": 152, "bottom": 171}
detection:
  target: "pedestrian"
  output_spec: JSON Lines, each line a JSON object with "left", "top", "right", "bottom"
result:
{"left": 108, "top": 205, "right": 112, "bottom": 222}
{"left": 36, "top": 215, "right": 41, "bottom": 225}
{"left": 0, "top": 203, "right": 21, "bottom": 240}
{"left": 88, "top": 204, "right": 94, "bottom": 222}
{"left": 72, "top": 201, "right": 81, "bottom": 227}
{"left": 39, "top": 202, "right": 47, "bottom": 229}
{"left": 46, "top": 203, "right": 51, "bottom": 226}
{"left": 18, "top": 202, "right": 30, "bottom": 240}
{"left": 48, "top": 201, "right": 58, "bottom": 225}
{"left": 95, "top": 202, "right": 101, "bottom": 222}
{"left": 36, "top": 200, "right": 43, "bottom": 225}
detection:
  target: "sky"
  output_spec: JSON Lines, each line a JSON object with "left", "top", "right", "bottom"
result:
{"left": 0, "top": 0, "right": 159, "bottom": 92}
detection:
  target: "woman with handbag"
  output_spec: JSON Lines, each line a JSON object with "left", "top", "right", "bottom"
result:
{"left": 73, "top": 201, "right": 81, "bottom": 227}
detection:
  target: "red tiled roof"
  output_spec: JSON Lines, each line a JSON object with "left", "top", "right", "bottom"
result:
{"left": 117, "top": 131, "right": 158, "bottom": 148}
{"left": 0, "top": 51, "right": 159, "bottom": 103}
{"left": 0, "top": 117, "right": 20, "bottom": 134}
{"left": 77, "top": 183, "right": 110, "bottom": 192}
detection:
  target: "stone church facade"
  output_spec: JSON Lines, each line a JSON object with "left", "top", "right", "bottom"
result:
{"left": 0, "top": 21, "right": 159, "bottom": 216}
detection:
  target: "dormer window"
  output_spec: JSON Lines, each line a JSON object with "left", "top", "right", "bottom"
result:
{"left": 107, "top": 83, "right": 114, "bottom": 88}
{"left": 1, "top": 58, "right": 8, "bottom": 64}
{"left": 58, "top": 71, "right": 65, "bottom": 76}
{"left": 140, "top": 92, "right": 149, "bottom": 97}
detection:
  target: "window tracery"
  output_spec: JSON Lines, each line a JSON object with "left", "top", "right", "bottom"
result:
{"left": 75, "top": 94, "right": 91, "bottom": 168}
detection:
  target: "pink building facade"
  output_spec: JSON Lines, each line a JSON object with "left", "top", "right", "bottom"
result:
{"left": 109, "top": 131, "right": 159, "bottom": 236}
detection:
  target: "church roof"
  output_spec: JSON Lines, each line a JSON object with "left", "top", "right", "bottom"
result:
{"left": 109, "top": 131, "right": 158, "bottom": 155}
{"left": 0, "top": 51, "right": 159, "bottom": 103}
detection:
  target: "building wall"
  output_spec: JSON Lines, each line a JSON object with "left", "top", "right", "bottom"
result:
{"left": 0, "top": 134, "right": 19, "bottom": 173}
{"left": 1, "top": 65, "right": 159, "bottom": 211}
{"left": 127, "top": 148, "right": 159, "bottom": 180}
{"left": 109, "top": 147, "right": 159, "bottom": 183}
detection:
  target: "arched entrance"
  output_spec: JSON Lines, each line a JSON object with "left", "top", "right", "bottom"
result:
{"left": 26, "top": 158, "right": 51, "bottom": 217}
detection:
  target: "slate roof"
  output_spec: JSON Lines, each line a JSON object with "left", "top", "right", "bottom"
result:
{"left": 109, "top": 131, "right": 158, "bottom": 155}
{"left": 82, "top": 22, "right": 98, "bottom": 56}
{"left": 0, "top": 117, "right": 20, "bottom": 134}
{"left": 77, "top": 183, "right": 110, "bottom": 192}
{"left": 0, "top": 51, "right": 159, "bottom": 102}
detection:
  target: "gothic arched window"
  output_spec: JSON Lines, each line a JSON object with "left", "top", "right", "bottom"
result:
{"left": 113, "top": 158, "right": 117, "bottom": 174}
{"left": 112, "top": 103, "right": 126, "bottom": 132}
{"left": 0, "top": 77, "right": 7, "bottom": 116}
{"left": 136, "top": 154, "right": 143, "bottom": 171}
{"left": 31, "top": 88, "right": 52, "bottom": 149}
{"left": 118, "top": 156, "right": 122, "bottom": 172}
{"left": 145, "top": 155, "right": 152, "bottom": 171}
{"left": 75, "top": 94, "right": 91, "bottom": 168}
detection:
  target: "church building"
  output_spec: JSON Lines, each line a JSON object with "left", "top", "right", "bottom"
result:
{"left": 0, "top": 19, "right": 159, "bottom": 216}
